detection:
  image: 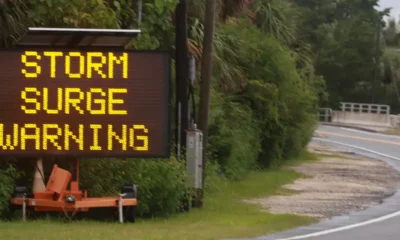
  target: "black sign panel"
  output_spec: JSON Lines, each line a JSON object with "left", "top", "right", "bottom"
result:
{"left": 0, "top": 49, "right": 171, "bottom": 158}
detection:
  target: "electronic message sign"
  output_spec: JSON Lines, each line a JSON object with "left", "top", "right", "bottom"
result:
{"left": 0, "top": 49, "right": 171, "bottom": 158}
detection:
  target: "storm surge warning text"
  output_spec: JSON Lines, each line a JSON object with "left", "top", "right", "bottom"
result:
{"left": 0, "top": 51, "right": 149, "bottom": 153}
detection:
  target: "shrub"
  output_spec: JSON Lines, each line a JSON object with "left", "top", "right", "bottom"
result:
{"left": 203, "top": 157, "right": 226, "bottom": 194}
{"left": 80, "top": 157, "right": 187, "bottom": 218}
{"left": 217, "top": 19, "right": 319, "bottom": 167}
{"left": 207, "top": 89, "right": 261, "bottom": 181}
{"left": 0, "top": 164, "right": 19, "bottom": 218}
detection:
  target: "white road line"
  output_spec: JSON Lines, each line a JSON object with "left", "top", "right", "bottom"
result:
{"left": 274, "top": 138, "right": 400, "bottom": 240}
{"left": 274, "top": 210, "right": 400, "bottom": 240}
{"left": 313, "top": 138, "right": 400, "bottom": 161}
{"left": 338, "top": 127, "right": 400, "bottom": 140}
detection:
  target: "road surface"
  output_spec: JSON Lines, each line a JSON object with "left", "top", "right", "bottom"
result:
{"left": 228, "top": 125, "right": 400, "bottom": 240}
{"left": 300, "top": 125, "right": 400, "bottom": 240}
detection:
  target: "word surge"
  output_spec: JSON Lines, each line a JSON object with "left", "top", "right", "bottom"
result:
{"left": 21, "top": 87, "right": 127, "bottom": 115}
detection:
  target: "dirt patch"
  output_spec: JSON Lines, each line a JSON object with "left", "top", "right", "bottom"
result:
{"left": 245, "top": 141, "right": 400, "bottom": 219}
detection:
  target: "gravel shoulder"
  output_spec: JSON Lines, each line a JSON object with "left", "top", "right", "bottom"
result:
{"left": 244, "top": 141, "right": 400, "bottom": 219}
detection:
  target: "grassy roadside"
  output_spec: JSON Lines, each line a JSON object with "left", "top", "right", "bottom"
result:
{"left": 0, "top": 153, "right": 318, "bottom": 240}
{"left": 385, "top": 129, "right": 400, "bottom": 136}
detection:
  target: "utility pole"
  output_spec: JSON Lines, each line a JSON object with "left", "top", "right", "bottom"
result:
{"left": 175, "top": 0, "right": 189, "bottom": 159}
{"left": 197, "top": 0, "right": 217, "bottom": 207}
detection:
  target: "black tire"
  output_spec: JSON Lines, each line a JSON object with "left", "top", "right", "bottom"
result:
{"left": 123, "top": 206, "right": 136, "bottom": 223}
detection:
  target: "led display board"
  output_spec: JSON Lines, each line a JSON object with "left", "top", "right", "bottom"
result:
{"left": 0, "top": 49, "right": 171, "bottom": 158}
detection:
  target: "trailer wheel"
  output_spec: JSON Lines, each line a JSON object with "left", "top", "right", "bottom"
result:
{"left": 123, "top": 206, "right": 136, "bottom": 223}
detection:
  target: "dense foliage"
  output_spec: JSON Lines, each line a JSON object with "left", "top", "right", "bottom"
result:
{"left": 0, "top": 164, "right": 19, "bottom": 219}
{"left": 0, "top": 0, "right": 397, "bottom": 219}
{"left": 80, "top": 157, "right": 187, "bottom": 217}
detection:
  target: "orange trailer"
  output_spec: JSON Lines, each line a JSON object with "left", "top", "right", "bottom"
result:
{"left": 9, "top": 160, "right": 137, "bottom": 223}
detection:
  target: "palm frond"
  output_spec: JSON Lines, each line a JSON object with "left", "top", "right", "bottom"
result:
{"left": 0, "top": 0, "right": 30, "bottom": 47}
{"left": 189, "top": 19, "right": 246, "bottom": 92}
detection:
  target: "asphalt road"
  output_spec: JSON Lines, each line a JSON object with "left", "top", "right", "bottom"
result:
{"left": 228, "top": 125, "right": 400, "bottom": 240}
{"left": 283, "top": 125, "right": 400, "bottom": 240}
{"left": 316, "top": 125, "right": 400, "bottom": 160}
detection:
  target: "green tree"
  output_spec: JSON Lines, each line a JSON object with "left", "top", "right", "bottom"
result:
{"left": 384, "top": 18, "right": 400, "bottom": 47}
{"left": 27, "top": 0, "right": 119, "bottom": 28}
{"left": 0, "top": 0, "right": 30, "bottom": 47}
{"left": 296, "top": 0, "right": 390, "bottom": 106}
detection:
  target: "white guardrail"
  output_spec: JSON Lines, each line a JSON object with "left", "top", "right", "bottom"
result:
{"left": 339, "top": 102, "right": 390, "bottom": 115}
{"left": 318, "top": 102, "right": 400, "bottom": 128}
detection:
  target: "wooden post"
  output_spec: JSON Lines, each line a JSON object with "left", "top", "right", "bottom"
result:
{"left": 175, "top": 0, "right": 189, "bottom": 157}
{"left": 197, "top": 0, "right": 217, "bottom": 207}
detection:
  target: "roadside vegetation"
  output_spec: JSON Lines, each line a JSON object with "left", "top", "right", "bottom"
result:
{"left": 0, "top": 153, "right": 317, "bottom": 240}
{"left": 0, "top": 0, "right": 398, "bottom": 232}
{"left": 385, "top": 128, "right": 400, "bottom": 135}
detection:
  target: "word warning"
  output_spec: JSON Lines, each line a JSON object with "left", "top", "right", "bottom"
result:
{"left": 0, "top": 50, "right": 171, "bottom": 157}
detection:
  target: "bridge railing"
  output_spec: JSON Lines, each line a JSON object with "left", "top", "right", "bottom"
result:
{"left": 339, "top": 102, "right": 390, "bottom": 115}
{"left": 317, "top": 102, "right": 400, "bottom": 128}
{"left": 390, "top": 115, "right": 400, "bottom": 128}
{"left": 318, "top": 108, "right": 332, "bottom": 122}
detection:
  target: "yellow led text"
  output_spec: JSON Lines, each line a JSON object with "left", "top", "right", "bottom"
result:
{"left": 21, "top": 51, "right": 128, "bottom": 79}
{"left": 20, "top": 87, "right": 127, "bottom": 115}
{"left": 21, "top": 51, "right": 41, "bottom": 78}
{"left": 0, "top": 124, "right": 149, "bottom": 151}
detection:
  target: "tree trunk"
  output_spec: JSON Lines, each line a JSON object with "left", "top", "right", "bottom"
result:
{"left": 198, "top": 0, "right": 217, "bottom": 206}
